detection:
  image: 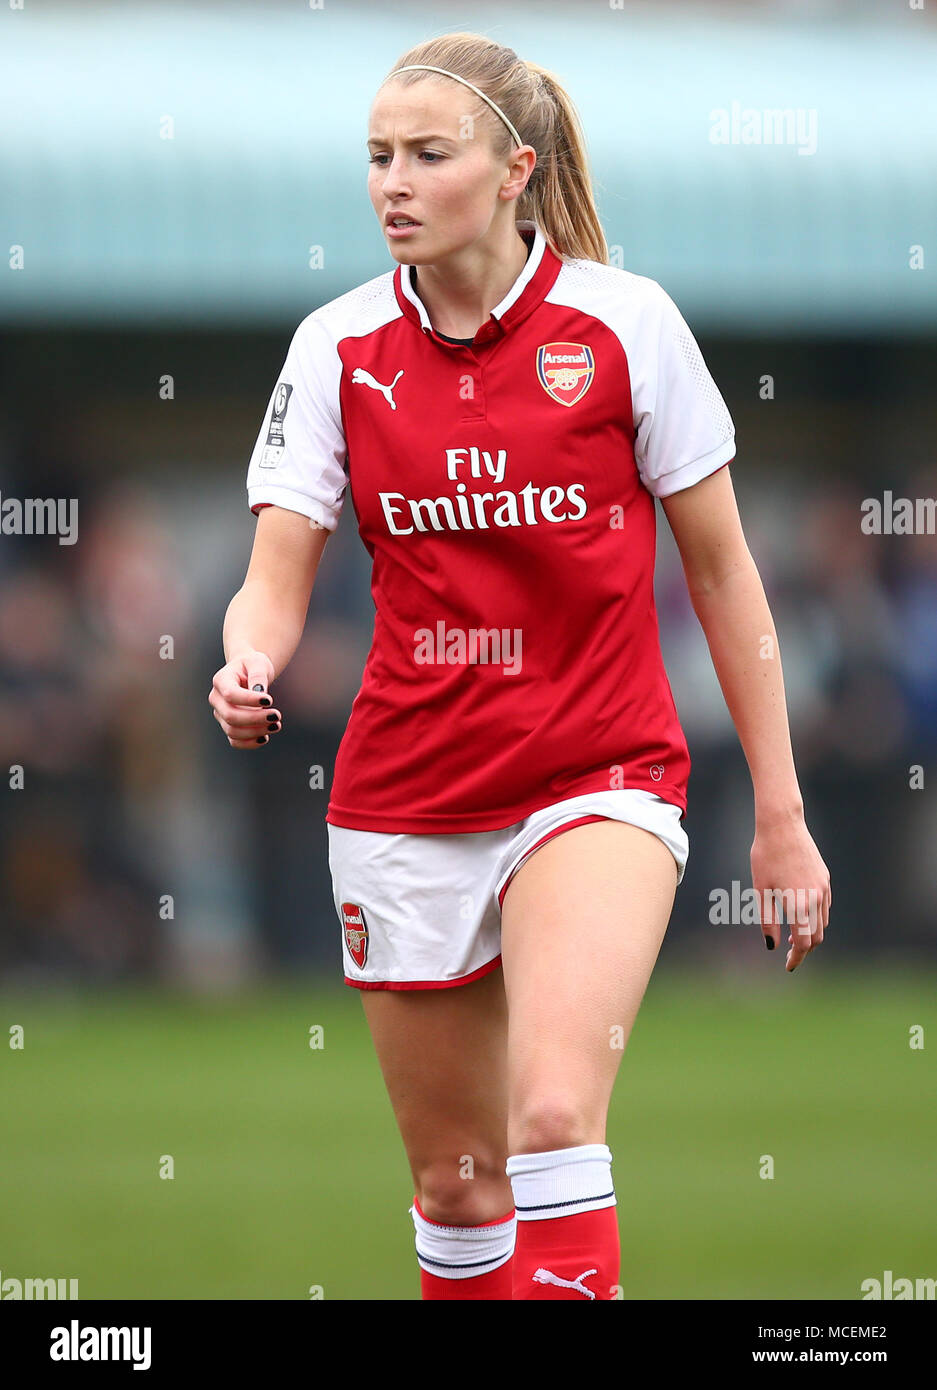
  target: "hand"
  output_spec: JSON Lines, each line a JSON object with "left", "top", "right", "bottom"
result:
{"left": 208, "top": 649, "right": 281, "bottom": 749}
{"left": 751, "top": 813, "right": 831, "bottom": 971}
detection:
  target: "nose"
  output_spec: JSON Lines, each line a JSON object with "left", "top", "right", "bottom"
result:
{"left": 377, "top": 156, "right": 411, "bottom": 197}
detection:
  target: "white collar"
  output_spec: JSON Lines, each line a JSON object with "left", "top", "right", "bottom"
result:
{"left": 400, "top": 220, "right": 547, "bottom": 332}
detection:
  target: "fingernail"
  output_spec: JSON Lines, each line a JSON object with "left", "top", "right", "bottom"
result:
{"left": 256, "top": 735, "right": 268, "bottom": 744}
{"left": 266, "top": 714, "right": 278, "bottom": 724}
{"left": 765, "top": 936, "right": 774, "bottom": 950}
{"left": 259, "top": 695, "right": 273, "bottom": 707}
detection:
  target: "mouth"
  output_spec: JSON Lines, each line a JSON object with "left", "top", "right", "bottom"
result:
{"left": 385, "top": 214, "right": 422, "bottom": 237}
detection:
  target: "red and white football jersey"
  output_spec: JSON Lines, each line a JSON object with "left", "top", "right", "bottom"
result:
{"left": 246, "top": 220, "right": 735, "bottom": 832}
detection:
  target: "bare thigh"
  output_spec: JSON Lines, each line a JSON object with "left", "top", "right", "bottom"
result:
{"left": 500, "top": 819, "right": 678, "bottom": 1155}
{"left": 358, "top": 966, "right": 514, "bottom": 1224}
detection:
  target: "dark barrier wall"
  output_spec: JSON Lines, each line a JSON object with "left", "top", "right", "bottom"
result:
{"left": 1, "top": 329, "right": 933, "bottom": 985}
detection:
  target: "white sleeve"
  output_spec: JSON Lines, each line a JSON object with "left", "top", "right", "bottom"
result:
{"left": 246, "top": 313, "right": 347, "bottom": 531}
{"left": 631, "top": 281, "right": 735, "bottom": 498}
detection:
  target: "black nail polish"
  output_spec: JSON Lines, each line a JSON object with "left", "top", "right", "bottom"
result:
{"left": 765, "top": 936, "right": 775, "bottom": 950}
{"left": 259, "top": 695, "right": 272, "bottom": 707}
{"left": 256, "top": 735, "right": 268, "bottom": 744}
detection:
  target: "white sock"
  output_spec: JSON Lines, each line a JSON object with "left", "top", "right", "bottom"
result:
{"left": 506, "top": 1143, "right": 616, "bottom": 1221}
{"left": 409, "top": 1199, "right": 516, "bottom": 1280}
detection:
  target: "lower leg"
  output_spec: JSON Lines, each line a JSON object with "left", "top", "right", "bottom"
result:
{"left": 500, "top": 821, "right": 678, "bottom": 1301}
{"left": 410, "top": 1159, "right": 515, "bottom": 1299}
{"left": 410, "top": 1192, "right": 516, "bottom": 1300}
{"left": 358, "top": 970, "right": 513, "bottom": 1300}
{"left": 506, "top": 1143, "right": 620, "bottom": 1300}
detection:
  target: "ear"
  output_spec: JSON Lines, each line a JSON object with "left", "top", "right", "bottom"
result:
{"left": 501, "top": 144, "right": 537, "bottom": 200}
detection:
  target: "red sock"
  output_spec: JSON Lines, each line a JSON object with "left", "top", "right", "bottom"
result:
{"left": 506, "top": 1144, "right": 620, "bottom": 1300}
{"left": 411, "top": 1196, "right": 515, "bottom": 1301}
{"left": 511, "top": 1206, "right": 619, "bottom": 1300}
{"left": 419, "top": 1260, "right": 514, "bottom": 1300}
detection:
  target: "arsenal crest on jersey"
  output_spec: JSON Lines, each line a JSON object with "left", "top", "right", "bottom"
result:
{"left": 341, "top": 902, "right": 369, "bottom": 969}
{"left": 536, "top": 341, "right": 595, "bottom": 407}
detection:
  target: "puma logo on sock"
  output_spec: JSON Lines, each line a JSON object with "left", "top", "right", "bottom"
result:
{"left": 532, "top": 1266, "right": 598, "bottom": 1299}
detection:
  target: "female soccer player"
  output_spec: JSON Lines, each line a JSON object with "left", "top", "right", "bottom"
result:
{"left": 209, "top": 33, "right": 831, "bottom": 1300}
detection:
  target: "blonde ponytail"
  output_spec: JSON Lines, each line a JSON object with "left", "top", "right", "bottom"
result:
{"left": 383, "top": 34, "right": 609, "bottom": 265}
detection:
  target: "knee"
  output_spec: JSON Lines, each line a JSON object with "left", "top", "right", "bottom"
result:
{"left": 415, "top": 1152, "right": 512, "bottom": 1226}
{"left": 509, "top": 1094, "right": 596, "bottom": 1156}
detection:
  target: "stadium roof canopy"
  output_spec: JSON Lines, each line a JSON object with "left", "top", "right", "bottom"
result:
{"left": 2, "top": 2, "right": 935, "bottom": 332}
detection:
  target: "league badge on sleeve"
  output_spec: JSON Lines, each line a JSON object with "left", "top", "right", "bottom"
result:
{"left": 259, "top": 382, "right": 293, "bottom": 468}
{"left": 341, "top": 902, "right": 369, "bottom": 969}
{"left": 536, "top": 342, "right": 594, "bottom": 407}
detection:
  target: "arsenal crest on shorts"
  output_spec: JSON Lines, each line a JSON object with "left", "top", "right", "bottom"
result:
{"left": 536, "top": 342, "right": 595, "bottom": 407}
{"left": 341, "top": 902, "right": 369, "bottom": 969}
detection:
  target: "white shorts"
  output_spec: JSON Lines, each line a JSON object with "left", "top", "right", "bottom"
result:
{"left": 327, "top": 789, "right": 689, "bottom": 991}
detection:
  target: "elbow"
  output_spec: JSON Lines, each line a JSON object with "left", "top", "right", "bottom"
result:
{"left": 683, "top": 546, "right": 756, "bottom": 602}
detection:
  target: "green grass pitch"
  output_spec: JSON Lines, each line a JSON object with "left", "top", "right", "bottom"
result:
{"left": 1, "top": 969, "right": 934, "bottom": 1300}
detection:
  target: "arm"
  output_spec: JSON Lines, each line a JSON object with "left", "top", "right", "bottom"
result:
{"left": 660, "top": 464, "right": 831, "bottom": 969}
{"left": 224, "top": 505, "right": 330, "bottom": 674}
{"left": 209, "top": 505, "right": 330, "bottom": 749}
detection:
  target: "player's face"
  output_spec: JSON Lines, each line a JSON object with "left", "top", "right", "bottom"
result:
{"left": 367, "top": 80, "right": 518, "bottom": 264}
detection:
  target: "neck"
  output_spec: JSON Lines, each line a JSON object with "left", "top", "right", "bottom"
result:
{"left": 413, "top": 222, "right": 531, "bottom": 339}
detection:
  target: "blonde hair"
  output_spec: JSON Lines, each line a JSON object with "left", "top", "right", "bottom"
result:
{"left": 380, "top": 32, "right": 608, "bottom": 265}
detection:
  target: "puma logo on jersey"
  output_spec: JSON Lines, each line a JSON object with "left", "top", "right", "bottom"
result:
{"left": 531, "top": 1266, "right": 598, "bottom": 1299}
{"left": 352, "top": 367, "right": 403, "bottom": 410}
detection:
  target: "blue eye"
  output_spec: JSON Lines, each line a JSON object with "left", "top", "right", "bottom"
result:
{"left": 368, "top": 151, "right": 442, "bottom": 165}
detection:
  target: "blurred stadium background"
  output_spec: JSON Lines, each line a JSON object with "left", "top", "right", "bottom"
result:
{"left": 1, "top": 0, "right": 934, "bottom": 1300}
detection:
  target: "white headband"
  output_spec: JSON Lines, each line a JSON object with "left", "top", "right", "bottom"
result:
{"left": 392, "top": 64, "right": 524, "bottom": 150}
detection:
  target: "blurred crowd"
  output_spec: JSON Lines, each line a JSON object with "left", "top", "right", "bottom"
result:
{"left": 0, "top": 419, "right": 933, "bottom": 988}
